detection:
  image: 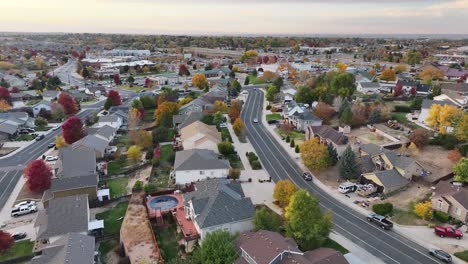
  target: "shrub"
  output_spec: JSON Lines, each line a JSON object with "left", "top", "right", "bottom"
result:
{"left": 251, "top": 160, "right": 262, "bottom": 170}
{"left": 394, "top": 105, "right": 411, "bottom": 113}
{"left": 266, "top": 105, "right": 272, "bottom": 110}
{"left": 285, "top": 135, "right": 291, "bottom": 143}
{"left": 229, "top": 168, "right": 241, "bottom": 180}
{"left": 144, "top": 183, "right": 157, "bottom": 193}
{"left": 132, "top": 180, "right": 144, "bottom": 192}
{"left": 145, "top": 150, "right": 153, "bottom": 160}
{"left": 433, "top": 211, "right": 450, "bottom": 223}
{"left": 453, "top": 219, "right": 463, "bottom": 227}
{"left": 290, "top": 139, "right": 295, "bottom": 148}
{"left": 295, "top": 145, "right": 300, "bottom": 153}
{"left": 218, "top": 141, "right": 235, "bottom": 156}
{"left": 414, "top": 201, "right": 433, "bottom": 220}
{"left": 152, "top": 158, "right": 161, "bottom": 167}
{"left": 372, "top": 203, "right": 393, "bottom": 216}
{"left": 430, "top": 134, "right": 458, "bottom": 150}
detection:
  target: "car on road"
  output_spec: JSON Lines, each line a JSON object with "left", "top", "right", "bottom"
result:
{"left": 253, "top": 118, "right": 258, "bottom": 123}
{"left": 302, "top": 172, "right": 313, "bottom": 181}
{"left": 12, "top": 232, "right": 27, "bottom": 241}
{"left": 47, "top": 143, "right": 56, "bottom": 149}
{"left": 11, "top": 205, "right": 37, "bottom": 217}
{"left": 429, "top": 249, "right": 452, "bottom": 263}
{"left": 366, "top": 213, "right": 393, "bottom": 230}
{"left": 52, "top": 125, "right": 60, "bottom": 131}
{"left": 45, "top": 156, "right": 58, "bottom": 161}
{"left": 14, "top": 200, "right": 36, "bottom": 208}
{"left": 434, "top": 226, "right": 463, "bottom": 239}
{"left": 35, "top": 135, "right": 45, "bottom": 141}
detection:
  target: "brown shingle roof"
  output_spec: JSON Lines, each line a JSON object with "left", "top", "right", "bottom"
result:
{"left": 310, "top": 125, "right": 348, "bottom": 145}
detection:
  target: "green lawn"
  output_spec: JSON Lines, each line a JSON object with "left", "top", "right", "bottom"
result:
{"left": 275, "top": 129, "right": 305, "bottom": 141}
{"left": 143, "top": 109, "right": 155, "bottom": 122}
{"left": 99, "top": 239, "right": 118, "bottom": 264}
{"left": 266, "top": 113, "right": 282, "bottom": 121}
{"left": 35, "top": 126, "right": 52, "bottom": 131}
{"left": 390, "top": 112, "right": 409, "bottom": 125}
{"left": 0, "top": 240, "right": 34, "bottom": 261}
{"left": 115, "top": 135, "right": 130, "bottom": 147}
{"left": 151, "top": 166, "right": 171, "bottom": 189}
{"left": 322, "top": 238, "right": 349, "bottom": 254}
{"left": 248, "top": 75, "right": 266, "bottom": 85}
{"left": 26, "top": 99, "right": 41, "bottom": 106}
{"left": 96, "top": 202, "right": 129, "bottom": 235}
{"left": 154, "top": 221, "right": 179, "bottom": 262}
{"left": 160, "top": 144, "right": 174, "bottom": 164}
{"left": 105, "top": 177, "right": 129, "bottom": 198}
{"left": 14, "top": 134, "right": 35, "bottom": 141}
{"left": 107, "top": 159, "right": 128, "bottom": 176}
{"left": 454, "top": 250, "right": 468, "bottom": 262}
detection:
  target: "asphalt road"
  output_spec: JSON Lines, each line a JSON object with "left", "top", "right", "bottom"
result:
{"left": 0, "top": 108, "right": 99, "bottom": 212}
{"left": 50, "top": 59, "right": 83, "bottom": 87}
{"left": 241, "top": 89, "right": 443, "bottom": 264}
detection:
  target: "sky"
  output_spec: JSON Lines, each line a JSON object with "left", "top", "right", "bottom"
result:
{"left": 0, "top": 0, "right": 467, "bottom": 35}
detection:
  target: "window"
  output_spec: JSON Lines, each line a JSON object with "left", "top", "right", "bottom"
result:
{"left": 437, "top": 200, "right": 443, "bottom": 210}
{"left": 455, "top": 207, "right": 461, "bottom": 216}
{"left": 199, "top": 171, "right": 204, "bottom": 175}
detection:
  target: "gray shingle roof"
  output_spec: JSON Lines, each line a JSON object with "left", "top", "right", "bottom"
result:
{"left": 174, "top": 149, "right": 230, "bottom": 171}
{"left": 293, "top": 111, "right": 322, "bottom": 122}
{"left": 0, "top": 121, "right": 18, "bottom": 134}
{"left": 372, "top": 169, "right": 409, "bottom": 190}
{"left": 360, "top": 82, "right": 381, "bottom": 89}
{"left": 56, "top": 146, "right": 96, "bottom": 178}
{"left": 383, "top": 151, "right": 415, "bottom": 170}
{"left": 51, "top": 174, "right": 98, "bottom": 192}
{"left": 183, "top": 179, "right": 255, "bottom": 228}
{"left": 95, "top": 125, "right": 116, "bottom": 139}
{"left": 360, "top": 143, "right": 388, "bottom": 156}
{"left": 98, "top": 114, "right": 119, "bottom": 123}
{"left": 31, "top": 233, "right": 95, "bottom": 264}
{"left": 421, "top": 99, "right": 457, "bottom": 109}
{"left": 310, "top": 125, "right": 348, "bottom": 145}
{"left": 36, "top": 195, "right": 89, "bottom": 239}
{"left": 73, "top": 135, "right": 109, "bottom": 154}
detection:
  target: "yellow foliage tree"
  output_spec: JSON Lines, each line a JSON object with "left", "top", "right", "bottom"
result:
{"left": 212, "top": 100, "right": 228, "bottom": 113}
{"left": 426, "top": 104, "right": 463, "bottom": 133}
{"left": 300, "top": 138, "right": 330, "bottom": 172}
{"left": 0, "top": 99, "right": 11, "bottom": 111}
{"left": 455, "top": 113, "right": 468, "bottom": 141}
{"left": 413, "top": 201, "right": 432, "bottom": 220}
{"left": 241, "top": 50, "right": 258, "bottom": 63}
{"left": 232, "top": 118, "right": 245, "bottom": 136}
{"left": 380, "top": 68, "right": 396, "bottom": 81}
{"left": 259, "top": 71, "right": 278, "bottom": 83}
{"left": 134, "top": 131, "right": 153, "bottom": 149}
{"left": 178, "top": 97, "right": 193, "bottom": 107}
{"left": 394, "top": 64, "right": 407, "bottom": 74}
{"left": 419, "top": 67, "right": 445, "bottom": 83}
{"left": 408, "top": 142, "right": 419, "bottom": 156}
{"left": 127, "top": 145, "right": 142, "bottom": 165}
{"left": 154, "top": 102, "right": 179, "bottom": 127}
{"left": 273, "top": 180, "right": 297, "bottom": 208}
{"left": 55, "top": 135, "right": 67, "bottom": 149}
{"left": 336, "top": 62, "right": 347, "bottom": 73}
{"left": 192, "top": 73, "right": 208, "bottom": 90}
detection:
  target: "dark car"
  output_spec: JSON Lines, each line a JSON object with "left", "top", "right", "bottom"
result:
{"left": 12, "top": 232, "right": 27, "bottom": 241}
{"left": 429, "top": 249, "right": 452, "bottom": 263}
{"left": 47, "top": 143, "right": 56, "bottom": 149}
{"left": 35, "top": 135, "right": 45, "bottom": 141}
{"left": 302, "top": 172, "right": 313, "bottom": 181}
{"left": 366, "top": 213, "right": 393, "bottom": 230}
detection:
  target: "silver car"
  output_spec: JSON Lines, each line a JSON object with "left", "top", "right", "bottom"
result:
{"left": 429, "top": 248, "right": 452, "bottom": 263}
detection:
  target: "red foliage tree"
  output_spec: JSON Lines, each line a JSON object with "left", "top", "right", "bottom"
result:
{"left": 107, "top": 90, "right": 122, "bottom": 106}
{"left": 256, "top": 57, "right": 263, "bottom": 64}
{"left": 0, "top": 231, "right": 14, "bottom": 253}
{"left": 410, "top": 86, "right": 417, "bottom": 96}
{"left": 394, "top": 84, "right": 403, "bottom": 97}
{"left": 144, "top": 78, "right": 151, "bottom": 87}
{"left": 71, "top": 51, "right": 79, "bottom": 58}
{"left": 0, "top": 86, "right": 10, "bottom": 101}
{"left": 58, "top": 93, "right": 77, "bottom": 115}
{"left": 178, "top": 64, "right": 190, "bottom": 76}
{"left": 314, "top": 102, "right": 336, "bottom": 122}
{"left": 23, "top": 159, "right": 52, "bottom": 193}
{"left": 62, "top": 116, "right": 85, "bottom": 144}
{"left": 10, "top": 86, "right": 19, "bottom": 93}
{"left": 262, "top": 56, "right": 269, "bottom": 64}
{"left": 113, "top": 74, "right": 121, "bottom": 85}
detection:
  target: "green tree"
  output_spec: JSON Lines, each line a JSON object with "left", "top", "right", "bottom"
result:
{"left": 244, "top": 77, "right": 250, "bottom": 85}
{"left": 368, "top": 109, "right": 381, "bottom": 124}
{"left": 290, "top": 139, "right": 295, "bottom": 148}
{"left": 331, "top": 73, "right": 356, "bottom": 97}
{"left": 265, "top": 85, "right": 279, "bottom": 102}
{"left": 327, "top": 143, "right": 338, "bottom": 166}
{"left": 338, "top": 99, "right": 350, "bottom": 118}
{"left": 285, "top": 190, "right": 332, "bottom": 251}
{"left": 453, "top": 158, "right": 468, "bottom": 183}
{"left": 218, "top": 141, "right": 235, "bottom": 156}
{"left": 195, "top": 230, "right": 238, "bottom": 264}
{"left": 104, "top": 98, "right": 113, "bottom": 110}
{"left": 295, "top": 86, "right": 314, "bottom": 104}
{"left": 339, "top": 106, "right": 353, "bottom": 125}
{"left": 273, "top": 76, "right": 284, "bottom": 88}
{"left": 253, "top": 207, "right": 283, "bottom": 232}
{"left": 34, "top": 117, "right": 48, "bottom": 128}
{"left": 339, "top": 146, "right": 360, "bottom": 180}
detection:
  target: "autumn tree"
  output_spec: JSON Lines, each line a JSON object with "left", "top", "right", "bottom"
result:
{"left": 336, "top": 62, "right": 347, "bottom": 73}
{"left": 273, "top": 180, "right": 297, "bottom": 208}
{"left": 23, "top": 159, "right": 52, "bottom": 193}
{"left": 300, "top": 138, "right": 330, "bottom": 172}
{"left": 0, "top": 86, "right": 10, "bottom": 102}
{"left": 113, "top": 74, "right": 121, "bottom": 85}
{"left": 127, "top": 145, "right": 142, "bottom": 165}
{"left": 413, "top": 201, "right": 432, "bottom": 220}
{"left": 133, "top": 131, "right": 153, "bottom": 149}
{"left": 409, "top": 128, "right": 430, "bottom": 148}
{"left": 380, "top": 68, "right": 396, "bottom": 81}
{"left": 339, "top": 146, "right": 360, "bottom": 180}
{"left": 212, "top": 100, "right": 228, "bottom": 114}
{"left": 285, "top": 190, "right": 332, "bottom": 251}
{"left": 192, "top": 73, "right": 208, "bottom": 90}
{"left": 426, "top": 104, "right": 463, "bottom": 133}
{"left": 454, "top": 113, "right": 468, "bottom": 141}
{"left": 405, "top": 50, "right": 422, "bottom": 65}
{"left": 447, "top": 149, "right": 462, "bottom": 163}
{"left": 51, "top": 103, "right": 66, "bottom": 121}
{"left": 419, "top": 67, "right": 445, "bottom": 83}
{"left": 62, "top": 116, "right": 85, "bottom": 144}
{"left": 253, "top": 207, "right": 283, "bottom": 232}
{"left": 453, "top": 158, "right": 468, "bottom": 183}
{"left": 408, "top": 142, "right": 419, "bottom": 156}
{"left": 260, "top": 71, "right": 278, "bottom": 83}
{"left": 232, "top": 118, "right": 245, "bottom": 136}
{"left": 154, "top": 102, "right": 179, "bottom": 127}
{"left": 55, "top": 135, "right": 67, "bottom": 149}
{"left": 314, "top": 102, "right": 335, "bottom": 122}
{"left": 241, "top": 50, "right": 258, "bottom": 63}
{"left": 228, "top": 100, "right": 242, "bottom": 121}
{"left": 394, "top": 64, "right": 407, "bottom": 74}
{"left": 0, "top": 231, "right": 14, "bottom": 253}
{"left": 58, "top": 93, "right": 77, "bottom": 115}
{"left": 393, "top": 84, "right": 403, "bottom": 97}
{"left": 0, "top": 99, "right": 11, "bottom": 111}
{"left": 107, "top": 90, "right": 122, "bottom": 106}
{"left": 178, "top": 64, "right": 190, "bottom": 76}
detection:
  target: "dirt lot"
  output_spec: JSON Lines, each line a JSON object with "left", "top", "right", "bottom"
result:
{"left": 373, "top": 123, "right": 410, "bottom": 141}
{"left": 315, "top": 165, "right": 342, "bottom": 188}
{"left": 348, "top": 127, "right": 392, "bottom": 145}
{"left": 414, "top": 145, "right": 453, "bottom": 183}
{"left": 384, "top": 184, "right": 431, "bottom": 210}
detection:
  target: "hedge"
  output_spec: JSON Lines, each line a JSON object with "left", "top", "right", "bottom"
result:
{"left": 372, "top": 203, "right": 393, "bottom": 216}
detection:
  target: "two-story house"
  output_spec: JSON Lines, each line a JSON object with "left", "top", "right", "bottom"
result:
{"left": 173, "top": 149, "right": 230, "bottom": 184}
{"left": 432, "top": 181, "right": 468, "bottom": 223}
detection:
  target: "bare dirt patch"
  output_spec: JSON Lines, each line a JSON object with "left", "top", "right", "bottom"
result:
{"left": 127, "top": 165, "right": 152, "bottom": 194}
{"left": 414, "top": 145, "right": 453, "bottom": 183}
{"left": 384, "top": 184, "right": 431, "bottom": 210}
{"left": 315, "top": 165, "right": 341, "bottom": 188}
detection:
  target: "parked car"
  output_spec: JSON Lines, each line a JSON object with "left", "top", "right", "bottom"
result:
{"left": 338, "top": 182, "right": 357, "bottom": 194}
{"left": 47, "top": 143, "right": 56, "bottom": 149}
{"left": 14, "top": 200, "right": 36, "bottom": 208}
{"left": 429, "top": 249, "right": 452, "bottom": 263}
{"left": 302, "top": 172, "right": 313, "bottom": 181}
{"left": 12, "top": 232, "right": 27, "bottom": 241}
{"left": 52, "top": 125, "right": 60, "bottom": 131}
{"left": 253, "top": 118, "right": 258, "bottom": 123}
{"left": 45, "top": 156, "right": 58, "bottom": 161}
{"left": 219, "top": 123, "right": 228, "bottom": 128}
{"left": 11, "top": 205, "right": 37, "bottom": 217}
{"left": 35, "top": 135, "right": 45, "bottom": 141}
{"left": 366, "top": 213, "right": 393, "bottom": 230}
{"left": 434, "top": 226, "right": 463, "bottom": 240}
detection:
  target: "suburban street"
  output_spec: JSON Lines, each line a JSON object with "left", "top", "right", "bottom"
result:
{"left": 241, "top": 89, "right": 444, "bottom": 264}
{"left": 49, "top": 58, "right": 84, "bottom": 87}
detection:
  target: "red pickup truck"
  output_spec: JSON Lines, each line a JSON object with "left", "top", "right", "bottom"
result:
{"left": 434, "top": 226, "right": 463, "bottom": 240}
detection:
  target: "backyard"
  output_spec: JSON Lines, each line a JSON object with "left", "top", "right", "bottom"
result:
{"left": 248, "top": 75, "right": 266, "bottom": 85}
{"left": 96, "top": 201, "right": 129, "bottom": 235}
{"left": 98, "top": 239, "right": 118, "bottom": 264}
{"left": 160, "top": 144, "right": 174, "bottom": 163}
{"left": 107, "top": 157, "right": 128, "bottom": 176}
{"left": 0, "top": 240, "right": 34, "bottom": 261}
{"left": 105, "top": 177, "right": 130, "bottom": 198}
{"left": 154, "top": 219, "right": 180, "bottom": 262}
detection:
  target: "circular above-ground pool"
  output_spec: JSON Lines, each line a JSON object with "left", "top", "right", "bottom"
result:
{"left": 147, "top": 195, "right": 179, "bottom": 211}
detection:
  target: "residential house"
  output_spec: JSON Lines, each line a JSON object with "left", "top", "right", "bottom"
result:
{"left": 42, "top": 90, "right": 60, "bottom": 102}
{"left": 0, "top": 121, "right": 18, "bottom": 140}
{"left": 281, "top": 88, "right": 297, "bottom": 104}
{"left": 283, "top": 101, "right": 308, "bottom": 120}
{"left": 197, "top": 68, "right": 231, "bottom": 78}
{"left": 97, "top": 114, "right": 123, "bottom": 129}
{"left": 418, "top": 99, "right": 458, "bottom": 125}
{"left": 182, "top": 179, "right": 255, "bottom": 240}
{"left": 178, "top": 97, "right": 207, "bottom": 116}
{"left": 67, "top": 90, "right": 92, "bottom": 102}
{"left": 203, "top": 86, "right": 228, "bottom": 103}
{"left": 95, "top": 125, "right": 118, "bottom": 142}
{"left": 359, "top": 143, "right": 425, "bottom": 194}
{"left": 173, "top": 112, "right": 206, "bottom": 131}
{"left": 432, "top": 181, "right": 468, "bottom": 223}
{"left": 437, "top": 83, "right": 468, "bottom": 110}
{"left": 306, "top": 125, "right": 349, "bottom": 156}
{"left": 0, "top": 112, "right": 35, "bottom": 128}
{"left": 416, "top": 83, "right": 431, "bottom": 96}
{"left": 395, "top": 80, "right": 418, "bottom": 94}
{"left": 34, "top": 195, "right": 103, "bottom": 249}
{"left": 236, "top": 230, "right": 349, "bottom": 264}
{"left": 173, "top": 149, "right": 230, "bottom": 184}
{"left": 180, "top": 121, "right": 222, "bottom": 152}
{"left": 355, "top": 70, "right": 374, "bottom": 83}
{"left": 357, "top": 82, "right": 381, "bottom": 94}
{"left": 32, "top": 101, "right": 52, "bottom": 117}
{"left": 289, "top": 111, "right": 322, "bottom": 132}
{"left": 73, "top": 135, "right": 110, "bottom": 158}
{"left": 31, "top": 233, "right": 96, "bottom": 264}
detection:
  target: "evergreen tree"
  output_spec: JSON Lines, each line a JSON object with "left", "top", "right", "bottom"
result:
{"left": 244, "top": 77, "right": 250, "bottom": 85}
{"left": 338, "top": 99, "right": 349, "bottom": 118}
{"left": 339, "top": 106, "right": 353, "bottom": 125}
{"left": 368, "top": 109, "right": 381, "bottom": 124}
{"left": 290, "top": 139, "right": 295, "bottom": 148}
{"left": 295, "top": 145, "right": 300, "bottom": 153}
{"left": 327, "top": 143, "right": 338, "bottom": 166}
{"left": 339, "top": 146, "right": 360, "bottom": 180}
{"left": 104, "top": 98, "right": 113, "bottom": 110}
